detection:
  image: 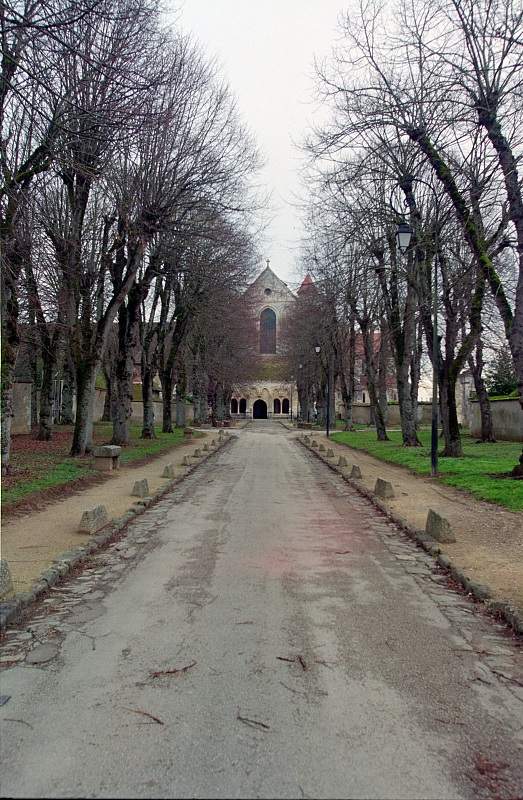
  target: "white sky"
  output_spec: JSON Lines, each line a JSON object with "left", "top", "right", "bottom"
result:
{"left": 168, "top": 0, "right": 346, "bottom": 288}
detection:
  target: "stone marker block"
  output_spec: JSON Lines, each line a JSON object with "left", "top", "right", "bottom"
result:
{"left": 182, "top": 455, "right": 192, "bottom": 466}
{"left": 162, "top": 463, "right": 175, "bottom": 478}
{"left": 350, "top": 465, "right": 362, "bottom": 479}
{"left": 131, "top": 479, "right": 149, "bottom": 498}
{"left": 193, "top": 449, "right": 202, "bottom": 458}
{"left": 374, "top": 478, "right": 395, "bottom": 499}
{"left": 319, "top": 443, "right": 326, "bottom": 452}
{"left": 338, "top": 456, "right": 348, "bottom": 467}
{"left": 210, "top": 440, "right": 216, "bottom": 448}
{"left": 311, "top": 440, "right": 319, "bottom": 448}
{"left": 78, "top": 505, "right": 109, "bottom": 534}
{"left": 0, "top": 560, "right": 13, "bottom": 599}
{"left": 94, "top": 445, "right": 121, "bottom": 458}
{"left": 326, "top": 448, "right": 334, "bottom": 458}
{"left": 93, "top": 444, "right": 121, "bottom": 472}
{"left": 203, "top": 443, "right": 210, "bottom": 452}
{"left": 426, "top": 509, "right": 456, "bottom": 543}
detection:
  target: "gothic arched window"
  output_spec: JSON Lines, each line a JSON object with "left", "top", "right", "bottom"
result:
{"left": 239, "top": 398, "right": 247, "bottom": 414}
{"left": 282, "top": 398, "right": 289, "bottom": 414}
{"left": 260, "top": 308, "right": 276, "bottom": 353}
{"left": 230, "top": 398, "right": 238, "bottom": 414}
{"left": 274, "top": 398, "right": 281, "bottom": 414}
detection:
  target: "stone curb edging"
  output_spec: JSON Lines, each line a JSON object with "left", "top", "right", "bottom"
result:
{"left": 0, "top": 434, "right": 235, "bottom": 632}
{"left": 296, "top": 435, "right": 523, "bottom": 638}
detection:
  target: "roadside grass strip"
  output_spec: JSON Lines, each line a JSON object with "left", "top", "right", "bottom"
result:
{"left": 331, "top": 429, "right": 523, "bottom": 512}
{"left": 3, "top": 424, "right": 188, "bottom": 510}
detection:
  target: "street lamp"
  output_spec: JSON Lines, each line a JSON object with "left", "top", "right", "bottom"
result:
{"left": 289, "top": 375, "right": 294, "bottom": 421}
{"left": 392, "top": 178, "right": 439, "bottom": 477}
{"left": 396, "top": 220, "right": 412, "bottom": 254}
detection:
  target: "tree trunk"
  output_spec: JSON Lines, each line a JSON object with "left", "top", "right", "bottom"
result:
{"left": 60, "top": 357, "right": 76, "bottom": 425}
{"left": 468, "top": 341, "right": 495, "bottom": 443}
{"left": 1, "top": 259, "right": 21, "bottom": 474}
{"left": 102, "top": 381, "right": 111, "bottom": 422}
{"left": 439, "top": 372, "right": 463, "bottom": 457}
{"left": 141, "top": 366, "right": 156, "bottom": 439}
{"left": 70, "top": 364, "right": 97, "bottom": 455}
{"left": 37, "top": 357, "right": 55, "bottom": 441}
{"left": 160, "top": 369, "right": 174, "bottom": 433}
{"left": 479, "top": 109, "right": 523, "bottom": 413}
{"left": 360, "top": 321, "right": 388, "bottom": 441}
{"left": 216, "top": 384, "right": 225, "bottom": 422}
{"left": 111, "top": 294, "right": 140, "bottom": 446}
{"left": 378, "top": 319, "right": 389, "bottom": 427}
{"left": 175, "top": 361, "right": 187, "bottom": 427}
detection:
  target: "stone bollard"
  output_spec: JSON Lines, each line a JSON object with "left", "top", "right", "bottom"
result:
{"left": 350, "top": 465, "right": 362, "bottom": 479}
{"left": 319, "top": 443, "right": 326, "bottom": 453}
{"left": 426, "top": 509, "right": 456, "bottom": 543}
{"left": 0, "top": 559, "right": 14, "bottom": 599}
{"left": 131, "top": 479, "right": 149, "bottom": 498}
{"left": 203, "top": 443, "right": 210, "bottom": 452}
{"left": 338, "top": 456, "right": 348, "bottom": 467}
{"left": 311, "top": 440, "right": 319, "bottom": 448}
{"left": 326, "top": 448, "right": 334, "bottom": 458}
{"left": 374, "top": 478, "right": 395, "bottom": 499}
{"left": 193, "top": 449, "right": 202, "bottom": 458}
{"left": 78, "top": 505, "right": 109, "bottom": 534}
{"left": 182, "top": 455, "right": 192, "bottom": 466}
{"left": 162, "top": 463, "right": 175, "bottom": 479}
{"left": 210, "top": 440, "right": 217, "bottom": 448}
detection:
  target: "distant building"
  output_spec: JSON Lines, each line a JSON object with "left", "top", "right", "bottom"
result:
{"left": 230, "top": 264, "right": 397, "bottom": 420}
{"left": 231, "top": 263, "right": 298, "bottom": 419}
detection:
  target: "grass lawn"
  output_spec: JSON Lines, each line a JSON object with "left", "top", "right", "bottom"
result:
{"left": 3, "top": 423, "right": 187, "bottom": 510}
{"left": 331, "top": 429, "right": 523, "bottom": 512}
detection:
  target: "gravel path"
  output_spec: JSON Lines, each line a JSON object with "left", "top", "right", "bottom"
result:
{"left": 1, "top": 422, "right": 522, "bottom": 799}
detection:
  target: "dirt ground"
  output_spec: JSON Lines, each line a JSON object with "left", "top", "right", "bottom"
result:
{"left": 1, "top": 431, "right": 213, "bottom": 595}
{"left": 301, "top": 433, "right": 523, "bottom": 615}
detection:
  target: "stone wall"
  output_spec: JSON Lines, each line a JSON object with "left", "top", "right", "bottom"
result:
{"left": 129, "top": 400, "right": 195, "bottom": 426}
{"left": 470, "top": 399, "right": 523, "bottom": 442}
{"left": 349, "top": 402, "right": 433, "bottom": 427}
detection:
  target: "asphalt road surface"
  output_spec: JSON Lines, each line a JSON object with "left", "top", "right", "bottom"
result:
{"left": 1, "top": 421, "right": 522, "bottom": 799}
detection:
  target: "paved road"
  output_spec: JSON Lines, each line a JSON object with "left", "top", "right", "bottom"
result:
{"left": 1, "top": 422, "right": 522, "bottom": 799}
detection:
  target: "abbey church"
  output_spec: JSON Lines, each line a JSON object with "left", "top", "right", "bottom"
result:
{"left": 230, "top": 263, "right": 301, "bottom": 419}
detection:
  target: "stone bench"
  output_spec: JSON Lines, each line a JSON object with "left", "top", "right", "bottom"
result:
{"left": 93, "top": 445, "right": 122, "bottom": 471}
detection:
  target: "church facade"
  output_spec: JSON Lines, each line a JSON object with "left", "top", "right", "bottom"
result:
{"left": 230, "top": 264, "right": 299, "bottom": 419}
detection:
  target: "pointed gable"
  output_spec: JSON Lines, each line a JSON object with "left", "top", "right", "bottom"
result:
{"left": 244, "top": 264, "right": 296, "bottom": 303}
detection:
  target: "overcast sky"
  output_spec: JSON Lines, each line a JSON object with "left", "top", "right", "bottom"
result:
{"left": 167, "top": 0, "right": 345, "bottom": 288}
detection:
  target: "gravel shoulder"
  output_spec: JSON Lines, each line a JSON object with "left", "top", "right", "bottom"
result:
{"left": 305, "top": 432, "right": 523, "bottom": 615}
{"left": 1, "top": 432, "right": 212, "bottom": 595}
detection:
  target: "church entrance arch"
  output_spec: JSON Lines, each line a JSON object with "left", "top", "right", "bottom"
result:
{"left": 253, "top": 399, "right": 268, "bottom": 419}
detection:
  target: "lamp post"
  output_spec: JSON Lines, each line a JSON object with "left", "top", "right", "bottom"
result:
{"left": 392, "top": 178, "right": 439, "bottom": 477}
{"left": 289, "top": 375, "right": 294, "bottom": 421}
